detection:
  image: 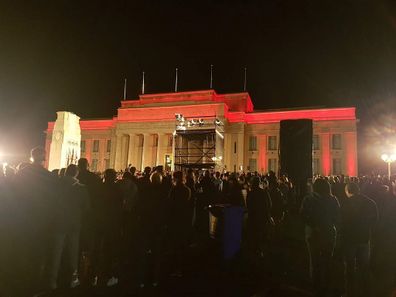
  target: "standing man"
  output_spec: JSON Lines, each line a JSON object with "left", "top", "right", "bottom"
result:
{"left": 46, "top": 164, "right": 89, "bottom": 289}
{"left": 340, "top": 182, "right": 378, "bottom": 297}
{"left": 247, "top": 176, "right": 272, "bottom": 257}
{"left": 76, "top": 158, "right": 103, "bottom": 285}
{"left": 168, "top": 171, "right": 192, "bottom": 277}
{"left": 300, "top": 178, "right": 340, "bottom": 297}
{"left": 16, "top": 147, "right": 57, "bottom": 294}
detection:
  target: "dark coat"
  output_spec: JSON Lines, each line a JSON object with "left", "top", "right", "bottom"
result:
{"left": 301, "top": 192, "right": 340, "bottom": 244}
{"left": 247, "top": 187, "right": 272, "bottom": 230}
{"left": 340, "top": 194, "right": 378, "bottom": 246}
{"left": 168, "top": 183, "right": 192, "bottom": 240}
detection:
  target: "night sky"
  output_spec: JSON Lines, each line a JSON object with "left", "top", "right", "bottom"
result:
{"left": 1, "top": 0, "right": 396, "bottom": 172}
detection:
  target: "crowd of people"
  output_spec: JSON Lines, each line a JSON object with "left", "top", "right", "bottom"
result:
{"left": 1, "top": 146, "right": 396, "bottom": 297}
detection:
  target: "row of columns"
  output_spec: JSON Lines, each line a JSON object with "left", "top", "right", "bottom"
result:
{"left": 114, "top": 133, "right": 169, "bottom": 171}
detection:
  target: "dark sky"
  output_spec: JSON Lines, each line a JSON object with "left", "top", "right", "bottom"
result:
{"left": 1, "top": 0, "right": 396, "bottom": 171}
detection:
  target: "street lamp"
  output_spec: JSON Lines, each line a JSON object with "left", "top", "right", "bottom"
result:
{"left": 381, "top": 153, "right": 396, "bottom": 180}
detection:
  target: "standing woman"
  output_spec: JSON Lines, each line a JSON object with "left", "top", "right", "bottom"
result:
{"left": 168, "top": 171, "right": 192, "bottom": 277}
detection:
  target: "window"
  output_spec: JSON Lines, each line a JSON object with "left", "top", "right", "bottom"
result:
{"left": 93, "top": 140, "right": 99, "bottom": 152}
{"left": 268, "top": 136, "right": 277, "bottom": 151}
{"left": 168, "top": 135, "right": 173, "bottom": 147}
{"left": 332, "top": 159, "right": 342, "bottom": 175}
{"left": 268, "top": 158, "right": 277, "bottom": 172}
{"left": 104, "top": 159, "right": 110, "bottom": 169}
{"left": 313, "top": 135, "right": 320, "bottom": 150}
{"left": 80, "top": 140, "right": 86, "bottom": 153}
{"left": 249, "top": 136, "right": 257, "bottom": 151}
{"left": 91, "top": 159, "right": 98, "bottom": 172}
{"left": 332, "top": 134, "right": 342, "bottom": 150}
{"left": 234, "top": 142, "right": 237, "bottom": 154}
{"left": 313, "top": 158, "right": 320, "bottom": 175}
{"left": 248, "top": 158, "right": 257, "bottom": 172}
{"left": 154, "top": 135, "right": 158, "bottom": 147}
{"left": 106, "top": 140, "right": 111, "bottom": 152}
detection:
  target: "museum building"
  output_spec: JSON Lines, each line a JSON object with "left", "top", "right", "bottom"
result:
{"left": 45, "top": 90, "right": 358, "bottom": 176}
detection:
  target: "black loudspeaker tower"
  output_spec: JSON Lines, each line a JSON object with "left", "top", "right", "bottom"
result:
{"left": 279, "top": 119, "right": 313, "bottom": 183}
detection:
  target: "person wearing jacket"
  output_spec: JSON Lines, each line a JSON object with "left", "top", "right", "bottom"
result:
{"left": 301, "top": 178, "right": 340, "bottom": 297}
{"left": 46, "top": 164, "right": 90, "bottom": 289}
{"left": 340, "top": 182, "right": 378, "bottom": 297}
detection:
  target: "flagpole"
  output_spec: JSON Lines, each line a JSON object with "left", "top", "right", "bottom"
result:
{"left": 123, "top": 78, "right": 127, "bottom": 100}
{"left": 175, "top": 68, "right": 178, "bottom": 92}
{"left": 142, "top": 71, "right": 145, "bottom": 94}
{"left": 210, "top": 64, "right": 213, "bottom": 89}
{"left": 243, "top": 67, "right": 247, "bottom": 91}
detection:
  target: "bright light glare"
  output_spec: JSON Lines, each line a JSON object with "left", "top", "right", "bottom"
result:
{"left": 381, "top": 153, "right": 396, "bottom": 163}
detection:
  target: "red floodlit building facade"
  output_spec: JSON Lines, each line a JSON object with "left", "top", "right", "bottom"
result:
{"left": 45, "top": 90, "right": 358, "bottom": 176}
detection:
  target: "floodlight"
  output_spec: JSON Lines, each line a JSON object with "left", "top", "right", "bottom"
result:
{"left": 214, "top": 118, "right": 222, "bottom": 125}
{"left": 381, "top": 154, "right": 389, "bottom": 162}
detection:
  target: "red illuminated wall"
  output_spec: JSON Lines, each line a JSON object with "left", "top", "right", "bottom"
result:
{"left": 227, "top": 107, "right": 356, "bottom": 124}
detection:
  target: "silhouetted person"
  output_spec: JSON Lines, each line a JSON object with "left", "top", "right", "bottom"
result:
{"left": 46, "top": 164, "right": 89, "bottom": 289}
{"left": 301, "top": 178, "right": 340, "bottom": 297}
{"left": 15, "top": 147, "right": 57, "bottom": 295}
{"left": 268, "top": 172, "right": 285, "bottom": 225}
{"left": 76, "top": 158, "right": 103, "bottom": 285}
{"left": 128, "top": 166, "right": 138, "bottom": 183}
{"left": 117, "top": 171, "right": 139, "bottom": 276}
{"left": 168, "top": 171, "right": 192, "bottom": 276}
{"left": 340, "top": 182, "right": 378, "bottom": 297}
{"left": 195, "top": 170, "right": 216, "bottom": 241}
{"left": 136, "top": 172, "right": 166, "bottom": 288}
{"left": 213, "top": 171, "right": 223, "bottom": 193}
{"left": 370, "top": 184, "right": 396, "bottom": 296}
{"left": 247, "top": 176, "right": 272, "bottom": 256}
{"left": 225, "top": 175, "right": 245, "bottom": 207}
{"left": 0, "top": 165, "right": 18, "bottom": 295}
{"left": 101, "top": 169, "right": 123, "bottom": 286}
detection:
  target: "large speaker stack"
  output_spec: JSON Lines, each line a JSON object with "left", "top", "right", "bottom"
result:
{"left": 279, "top": 119, "right": 313, "bottom": 194}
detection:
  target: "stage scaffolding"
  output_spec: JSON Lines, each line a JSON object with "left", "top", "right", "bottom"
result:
{"left": 173, "top": 115, "right": 224, "bottom": 171}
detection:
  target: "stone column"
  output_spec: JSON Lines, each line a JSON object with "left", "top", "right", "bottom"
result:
{"left": 156, "top": 133, "right": 164, "bottom": 166}
{"left": 171, "top": 133, "right": 176, "bottom": 171}
{"left": 141, "top": 133, "right": 149, "bottom": 171}
{"left": 237, "top": 133, "right": 245, "bottom": 171}
{"left": 223, "top": 133, "right": 231, "bottom": 172}
{"left": 109, "top": 134, "right": 117, "bottom": 169}
{"left": 99, "top": 139, "right": 106, "bottom": 172}
{"left": 258, "top": 134, "right": 267, "bottom": 174}
{"left": 320, "top": 133, "right": 331, "bottom": 176}
{"left": 120, "top": 135, "right": 129, "bottom": 170}
{"left": 127, "top": 134, "right": 136, "bottom": 167}
{"left": 114, "top": 135, "right": 123, "bottom": 171}
{"left": 344, "top": 132, "right": 357, "bottom": 176}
